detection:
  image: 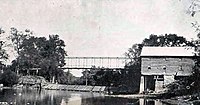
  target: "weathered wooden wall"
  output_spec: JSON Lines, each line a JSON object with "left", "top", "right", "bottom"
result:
{"left": 141, "top": 57, "right": 195, "bottom": 76}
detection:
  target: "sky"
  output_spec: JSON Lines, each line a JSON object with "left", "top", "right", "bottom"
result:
{"left": 0, "top": 0, "right": 200, "bottom": 76}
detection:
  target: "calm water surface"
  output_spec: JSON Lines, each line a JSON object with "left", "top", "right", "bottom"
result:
{"left": 0, "top": 89, "right": 167, "bottom": 105}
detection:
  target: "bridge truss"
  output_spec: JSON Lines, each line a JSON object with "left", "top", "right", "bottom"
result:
{"left": 63, "top": 57, "right": 129, "bottom": 70}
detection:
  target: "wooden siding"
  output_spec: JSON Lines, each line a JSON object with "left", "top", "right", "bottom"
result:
{"left": 141, "top": 57, "right": 195, "bottom": 76}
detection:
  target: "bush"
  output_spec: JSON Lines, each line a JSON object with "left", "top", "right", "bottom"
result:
{"left": 0, "top": 70, "right": 18, "bottom": 87}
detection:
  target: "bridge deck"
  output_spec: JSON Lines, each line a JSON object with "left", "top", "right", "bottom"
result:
{"left": 65, "top": 57, "right": 128, "bottom": 69}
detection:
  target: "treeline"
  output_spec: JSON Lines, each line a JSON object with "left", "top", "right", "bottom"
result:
{"left": 0, "top": 28, "right": 76, "bottom": 86}
{"left": 1, "top": 27, "right": 200, "bottom": 95}
{"left": 9, "top": 28, "right": 67, "bottom": 83}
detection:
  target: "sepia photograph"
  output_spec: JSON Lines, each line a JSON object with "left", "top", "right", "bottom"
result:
{"left": 0, "top": 0, "right": 200, "bottom": 105}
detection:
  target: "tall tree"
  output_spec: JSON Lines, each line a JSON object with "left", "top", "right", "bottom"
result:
{"left": 40, "top": 35, "right": 67, "bottom": 82}
{"left": 9, "top": 28, "right": 31, "bottom": 55}
{"left": 9, "top": 28, "right": 31, "bottom": 74}
{"left": 15, "top": 34, "right": 67, "bottom": 83}
{"left": 183, "top": 0, "right": 200, "bottom": 17}
{"left": 0, "top": 28, "right": 8, "bottom": 69}
{"left": 125, "top": 44, "right": 143, "bottom": 66}
{"left": 143, "top": 34, "right": 193, "bottom": 47}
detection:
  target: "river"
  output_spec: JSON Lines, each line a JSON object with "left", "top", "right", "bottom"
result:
{"left": 0, "top": 89, "right": 168, "bottom": 105}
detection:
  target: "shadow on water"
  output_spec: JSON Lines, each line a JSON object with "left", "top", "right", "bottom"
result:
{"left": 0, "top": 89, "right": 168, "bottom": 105}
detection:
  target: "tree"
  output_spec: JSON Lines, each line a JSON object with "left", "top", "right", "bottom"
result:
{"left": 89, "top": 68, "right": 122, "bottom": 86}
{"left": 125, "top": 44, "right": 143, "bottom": 66}
{"left": 0, "top": 28, "right": 8, "bottom": 71}
{"left": 143, "top": 34, "right": 193, "bottom": 47}
{"left": 183, "top": 0, "right": 200, "bottom": 17}
{"left": 0, "top": 70, "right": 18, "bottom": 87}
{"left": 9, "top": 28, "right": 31, "bottom": 74}
{"left": 39, "top": 35, "right": 67, "bottom": 82}
{"left": 9, "top": 28, "right": 32, "bottom": 56}
{"left": 12, "top": 33, "right": 67, "bottom": 83}
{"left": 179, "top": 0, "right": 200, "bottom": 38}
{"left": 0, "top": 28, "right": 16, "bottom": 87}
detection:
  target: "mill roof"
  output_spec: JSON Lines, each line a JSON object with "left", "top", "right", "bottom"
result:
{"left": 141, "top": 47, "right": 195, "bottom": 57}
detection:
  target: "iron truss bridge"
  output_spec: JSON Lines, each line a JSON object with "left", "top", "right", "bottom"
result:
{"left": 62, "top": 57, "right": 129, "bottom": 70}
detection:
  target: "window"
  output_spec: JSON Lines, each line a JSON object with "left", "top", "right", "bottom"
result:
{"left": 179, "top": 66, "right": 183, "bottom": 71}
{"left": 163, "top": 66, "right": 166, "bottom": 70}
{"left": 148, "top": 66, "right": 151, "bottom": 69}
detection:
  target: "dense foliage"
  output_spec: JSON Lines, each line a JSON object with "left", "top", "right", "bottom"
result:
{"left": 0, "top": 28, "right": 16, "bottom": 87}
{"left": 8, "top": 28, "right": 69, "bottom": 83}
{"left": 0, "top": 28, "right": 8, "bottom": 68}
{"left": 0, "top": 70, "right": 18, "bottom": 87}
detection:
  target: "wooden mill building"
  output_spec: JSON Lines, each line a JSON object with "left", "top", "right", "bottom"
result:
{"left": 140, "top": 47, "right": 195, "bottom": 93}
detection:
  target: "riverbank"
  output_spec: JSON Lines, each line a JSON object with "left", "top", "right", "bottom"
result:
{"left": 106, "top": 92, "right": 165, "bottom": 99}
{"left": 5, "top": 85, "right": 200, "bottom": 104}
{"left": 161, "top": 98, "right": 200, "bottom": 105}
{"left": 17, "top": 76, "right": 108, "bottom": 93}
{"left": 42, "top": 84, "right": 107, "bottom": 93}
{"left": 108, "top": 92, "right": 200, "bottom": 104}
{"left": 160, "top": 94, "right": 200, "bottom": 104}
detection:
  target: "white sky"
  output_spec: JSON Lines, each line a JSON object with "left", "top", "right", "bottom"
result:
{"left": 0, "top": 0, "right": 200, "bottom": 76}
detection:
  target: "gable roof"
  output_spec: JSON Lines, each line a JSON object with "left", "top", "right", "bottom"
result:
{"left": 141, "top": 47, "right": 195, "bottom": 57}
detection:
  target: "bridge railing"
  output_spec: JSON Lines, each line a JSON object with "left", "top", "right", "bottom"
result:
{"left": 65, "top": 57, "right": 128, "bottom": 69}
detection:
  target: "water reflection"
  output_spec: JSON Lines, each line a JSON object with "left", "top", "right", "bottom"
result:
{"left": 66, "top": 94, "right": 81, "bottom": 105}
{"left": 0, "top": 89, "right": 168, "bottom": 105}
{"left": 139, "top": 99, "right": 165, "bottom": 105}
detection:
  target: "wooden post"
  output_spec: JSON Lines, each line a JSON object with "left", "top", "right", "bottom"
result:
{"left": 144, "top": 76, "right": 148, "bottom": 93}
{"left": 85, "top": 69, "right": 88, "bottom": 86}
{"left": 139, "top": 76, "right": 145, "bottom": 93}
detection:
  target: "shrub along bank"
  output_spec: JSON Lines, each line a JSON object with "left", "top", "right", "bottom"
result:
{"left": 0, "top": 70, "right": 18, "bottom": 87}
